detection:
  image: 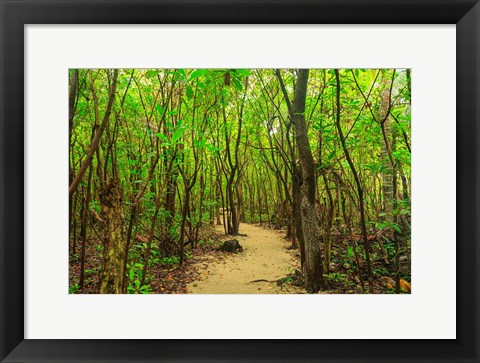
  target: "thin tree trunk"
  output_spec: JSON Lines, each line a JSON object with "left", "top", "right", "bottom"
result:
{"left": 334, "top": 69, "right": 373, "bottom": 282}
{"left": 321, "top": 171, "right": 334, "bottom": 272}
{"left": 179, "top": 180, "right": 196, "bottom": 265}
{"left": 292, "top": 165, "right": 305, "bottom": 264}
{"left": 69, "top": 69, "right": 79, "bottom": 251}
{"left": 380, "top": 89, "right": 394, "bottom": 226}
{"left": 79, "top": 164, "right": 93, "bottom": 288}
{"left": 68, "top": 69, "right": 78, "bottom": 143}
{"left": 69, "top": 69, "right": 118, "bottom": 197}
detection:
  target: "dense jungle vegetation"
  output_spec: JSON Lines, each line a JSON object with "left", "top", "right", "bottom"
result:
{"left": 69, "top": 68, "right": 411, "bottom": 294}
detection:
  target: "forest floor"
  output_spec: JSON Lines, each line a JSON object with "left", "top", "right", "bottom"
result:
{"left": 70, "top": 221, "right": 410, "bottom": 294}
{"left": 187, "top": 223, "right": 303, "bottom": 294}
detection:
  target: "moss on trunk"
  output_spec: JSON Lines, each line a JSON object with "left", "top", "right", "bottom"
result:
{"left": 98, "top": 178, "right": 127, "bottom": 294}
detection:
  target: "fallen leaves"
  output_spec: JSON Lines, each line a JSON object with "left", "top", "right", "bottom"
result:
{"left": 382, "top": 276, "right": 412, "bottom": 293}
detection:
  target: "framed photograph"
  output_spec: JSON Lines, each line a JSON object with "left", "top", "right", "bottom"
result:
{"left": 1, "top": 0, "right": 478, "bottom": 362}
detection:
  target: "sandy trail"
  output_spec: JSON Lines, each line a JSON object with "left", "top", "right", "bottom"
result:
{"left": 188, "top": 223, "right": 301, "bottom": 294}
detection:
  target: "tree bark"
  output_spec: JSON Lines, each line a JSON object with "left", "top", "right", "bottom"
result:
{"left": 69, "top": 69, "right": 79, "bottom": 247}
{"left": 334, "top": 69, "right": 373, "bottom": 282}
{"left": 68, "top": 69, "right": 78, "bottom": 149}
{"left": 288, "top": 69, "right": 326, "bottom": 293}
{"left": 380, "top": 89, "right": 394, "bottom": 226}
{"left": 69, "top": 69, "right": 118, "bottom": 197}
{"left": 79, "top": 164, "right": 93, "bottom": 288}
{"left": 292, "top": 164, "right": 305, "bottom": 264}
{"left": 98, "top": 178, "right": 127, "bottom": 294}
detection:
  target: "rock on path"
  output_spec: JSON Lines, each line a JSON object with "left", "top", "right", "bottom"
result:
{"left": 187, "top": 223, "right": 301, "bottom": 294}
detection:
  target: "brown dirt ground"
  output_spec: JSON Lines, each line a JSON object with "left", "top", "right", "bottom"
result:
{"left": 187, "top": 222, "right": 304, "bottom": 294}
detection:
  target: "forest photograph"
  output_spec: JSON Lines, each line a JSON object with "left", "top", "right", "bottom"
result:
{"left": 68, "top": 68, "right": 411, "bottom": 295}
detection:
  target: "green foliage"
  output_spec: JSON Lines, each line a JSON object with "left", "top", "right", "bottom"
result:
{"left": 84, "top": 268, "right": 97, "bottom": 277}
{"left": 89, "top": 200, "right": 101, "bottom": 213}
{"left": 326, "top": 273, "right": 347, "bottom": 282}
{"left": 376, "top": 221, "right": 402, "bottom": 234}
{"left": 189, "top": 69, "right": 209, "bottom": 80}
{"left": 160, "top": 256, "right": 180, "bottom": 267}
{"left": 347, "top": 245, "right": 354, "bottom": 259}
{"left": 127, "top": 262, "right": 151, "bottom": 294}
{"left": 70, "top": 68, "right": 410, "bottom": 294}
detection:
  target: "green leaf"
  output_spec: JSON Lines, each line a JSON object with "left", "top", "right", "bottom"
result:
{"left": 156, "top": 133, "right": 168, "bottom": 143}
{"left": 146, "top": 70, "right": 160, "bottom": 78}
{"left": 205, "top": 143, "right": 215, "bottom": 153}
{"left": 235, "top": 69, "right": 251, "bottom": 77}
{"left": 156, "top": 104, "right": 164, "bottom": 116}
{"left": 347, "top": 245, "right": 354, "bottom": 258}
{"left": 171, "top": 127, "right": 185, "bottom": 143}
{"left": 186, "top": 85, "right": 194, "bottom": 99}
{"left": 392, "top": 224, "right": 402, "bottom": 233}
{"left": 233, "top": 78, "right": 243, "bottom": 91}
{"left": 189, "top": 69, "right": 209, "bottom": 80}
{"left": 174, "top": 69, "right": 186, "bottom": 81}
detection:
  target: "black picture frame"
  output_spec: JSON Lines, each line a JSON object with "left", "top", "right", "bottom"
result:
{"left": 1, "top": 1, "right": 478, "bottom": 362}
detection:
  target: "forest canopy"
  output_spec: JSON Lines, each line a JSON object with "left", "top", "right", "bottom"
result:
{"left": 69, "top": 68, "right": 411, "bottom": 294}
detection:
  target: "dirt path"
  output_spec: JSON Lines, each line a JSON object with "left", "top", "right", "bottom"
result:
{"left": 187, "top": 223, "right": 302, "bottom": 294}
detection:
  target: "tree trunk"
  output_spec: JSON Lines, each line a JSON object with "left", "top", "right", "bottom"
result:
{"left": 321, "top": 171, "right": 334, "bottom": 272}
{"left": 334, "top": 69, "right": 373, "bottom": 282}
{"left": 292, "top": 165, "right": 305, "bottom": 264}
{"left": 179, "top": 180, "right": 195, "bottom": 265}
{"left": 69, "top": 69, "right": 118, "bottom": 197}
{"left": 79, "top": 164, "right": 93, "bottom": 288}
{"left": 216, "top": 176, "right": 222, "bottom": 225}
{"left": 165, "top": 169, "right": 178, "bottom": 225}
{"left": 290, "top": 69, "right": 326, "bottom": 293}
{"left": 68, "top": 69, "right": 78, "bottom": 143}
{"left": 98, "top": 178, "right": 127, "bottom": 294}
{"left": 380, "top": 89, "right": 394, "bottom": 226}
{"left": 69, "top": 69, "right": 78, "bottom": 241}
{"left": 378, "top": 88, "right": 395, "bottom": 265}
